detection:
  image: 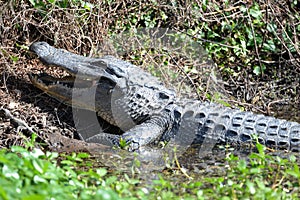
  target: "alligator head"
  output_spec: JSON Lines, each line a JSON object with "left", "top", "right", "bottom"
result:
{"left": 29, "top": 42, "right": 129, "bottom": 119}
{"left": 29, "top": 42, "right": 176, "bottom": 129}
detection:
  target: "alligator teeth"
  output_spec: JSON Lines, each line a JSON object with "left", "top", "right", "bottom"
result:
{"left": 62, "top": 84, "right": 72, "bottom": 88}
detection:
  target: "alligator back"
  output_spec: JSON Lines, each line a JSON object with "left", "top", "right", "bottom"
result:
{"left": 175, "top": 101, "right": 300, "bottom": 152}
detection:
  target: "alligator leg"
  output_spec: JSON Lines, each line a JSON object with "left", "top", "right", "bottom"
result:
{"left": 86, "top": 104, "right": 181, "bottom": 151}
{"left": 85, "top": 115, "right": 170, "bottom": 151}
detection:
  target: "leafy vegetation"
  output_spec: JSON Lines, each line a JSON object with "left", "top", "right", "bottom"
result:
{"left": 0, "top": 145, "right": 299, "bottom": 199}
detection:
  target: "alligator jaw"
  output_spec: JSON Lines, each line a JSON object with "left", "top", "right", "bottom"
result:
{"left": 29, "top": 73, "right": 96, "bottom": 106}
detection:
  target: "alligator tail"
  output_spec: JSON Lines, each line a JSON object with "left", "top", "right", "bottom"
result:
{"left": 176, "top": 102, "right": 300, "bottom": 152}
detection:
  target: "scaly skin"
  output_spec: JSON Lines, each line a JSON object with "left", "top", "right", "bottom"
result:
{"left": 177, "top": 101, "right": 300, "bottom": 152}
{"left": 29, "top": 42, "right": 300, "bottom": 152}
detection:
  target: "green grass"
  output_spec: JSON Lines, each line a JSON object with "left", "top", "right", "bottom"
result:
{"left": 0, "top": 144, "right": 299, "bottom": 199}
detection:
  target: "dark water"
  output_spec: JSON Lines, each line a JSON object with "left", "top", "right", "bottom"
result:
{"left": 91, "top": 142, "right": 299, "bottom": 177}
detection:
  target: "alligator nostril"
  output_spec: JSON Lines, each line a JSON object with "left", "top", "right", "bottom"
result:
{"left": 135, "top": 93, "right": 141, "bottom": 98}
{"left": 158, "top": 92, "right": 169, "bottom": 100}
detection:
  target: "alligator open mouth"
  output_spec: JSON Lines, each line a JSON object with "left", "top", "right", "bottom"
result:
{"left": 30, "top": 73, "right": 74, "bottom": 88}
{"left": 29, "top": 73, "right": 95, "bottom": 90}
{"left": 29, "top": 71, "right": 99, "bottom": 106}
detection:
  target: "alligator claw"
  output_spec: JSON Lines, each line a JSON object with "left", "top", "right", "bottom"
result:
{"left": 127, "top": 141, "right": 140, "bottom": 152}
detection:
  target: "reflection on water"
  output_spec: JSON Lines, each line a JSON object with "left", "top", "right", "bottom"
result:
{"left": 91, "top": 143, "right": 300, "bottom": 177}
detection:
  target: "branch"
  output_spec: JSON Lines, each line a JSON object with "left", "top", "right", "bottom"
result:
{"left": 0, "top": 108, "right": 35, "bottom": 133}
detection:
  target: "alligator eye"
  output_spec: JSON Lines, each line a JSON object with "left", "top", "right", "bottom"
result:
{"left": 91, "top": 61, "right": 106, "bottom": 67}
{"left": 174, "top": 110, "right": 181, "bottom": 119}
{"left": 107, "top": 88, "right": 113, "bottom": 95}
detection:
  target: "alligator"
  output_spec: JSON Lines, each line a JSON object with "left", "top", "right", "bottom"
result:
{"left": 29, "top": 41, "right": 300, "bottom": 152}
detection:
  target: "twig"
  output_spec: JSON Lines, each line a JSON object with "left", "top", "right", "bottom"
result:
{"left": 167, "top": 51, "right": 201, "bottom": 100}
{"left": 2, "top": 71, "right": 9, "bottom": 94}
{"left": 202, "top": 6, "right": 241, "bottom": 16}
{"left": 0, "top": 108, "right": 35, "bottom": 133}
{"left": 268, "top": 4, "right": 298, "bottom": 62}
{"left": 267, "top": 99, "right": 289, "bottom": 115}
{"left": 173, "top": 149, "right": 193, "bottom": 180}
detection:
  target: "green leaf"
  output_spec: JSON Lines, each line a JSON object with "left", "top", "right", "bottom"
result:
{"left": 240, "top": 5, "right": 247, "bottom": 13}
{"left": 81, "top": 1, "right": 94, "bottom": 11}
{"left": 246, "top": 181, "right": 256, "bottom": 194}
{"left": 9, "top": 56, "right": 19, "bottom": 63}
{"left": 31, "top": 148, "right": 44, "bottom": 158}
{"left": 263, "top": 40, "right": 276, "bottom": 52}
{"left": 33, "top": 175, "right": 47, "bottom": 183}
{"left": 266, "top": 23, "right": 277, "bottom": 34}
{"left": 32, "top": 160, "right": 44, "bottom": 174}
{"left": 237, "top": 159, "right": 247, "bottom": 171}
{"left": 95, "top": 189, "right": 119, "bottom": 200}
{"left": 253, "top": 65, "right": 266, "bottom": 75}
{"left": 119, "top": 138, "right": 128, "bottom": 148}
{"left": 2, "top": 165, "right": 20, "bottom": 179}
{"left": 47, "top": 0, "right": 55, "bottom": 4}
{"left": 96, "top": 168, "right": 107, "bottom": 177}
{"left": 286, "top": 164, "right": 300, "bottom": 178}
{"left": 28, "top": 0, "right": 36, "bottom": 6}
{"left": 249, "top": 5, "right": 262, "bottom": 18}
{"left": 76, "top": 152, "right": 89, "bottom": 159}
{"left": 289, "top": 155, "right": 296, "bottom": 162}
{"left": 22, "top": 194, "right": 46, "bottom": 200}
